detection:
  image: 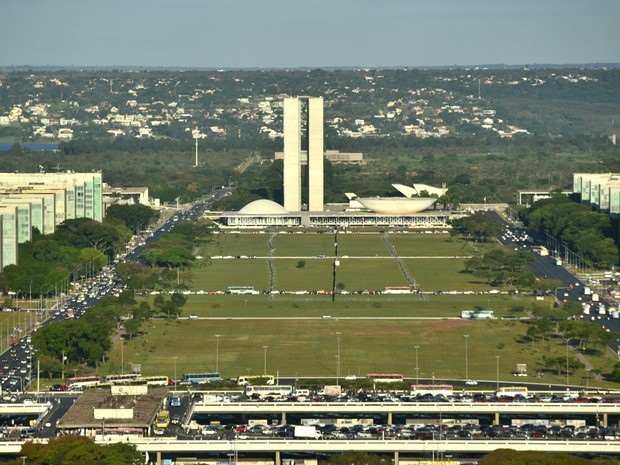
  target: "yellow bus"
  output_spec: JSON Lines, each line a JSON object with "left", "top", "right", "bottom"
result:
{"left": 237, "top": 375, "right": 275, "bottom": 386}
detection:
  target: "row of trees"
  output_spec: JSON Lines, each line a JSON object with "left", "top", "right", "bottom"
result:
{"left": 140, "top": 220, "right": 214, "bottom": 268}
{"left": 0, "top": 219, "right": 125, "bottom": 298}
{"left": 32, "top": 288, "right": 188, "bottom": 377}
{"left": 523, "top": 194, "right": 619, "bottom": 268}
{"left": 0, "top": 204, "right": 163, "bottom": 296}
{"left": 20, "top": 435, "right": 143, "bottom": 465}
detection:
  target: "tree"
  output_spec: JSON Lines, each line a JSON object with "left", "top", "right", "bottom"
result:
{"left": 105, "top": 204, "right": 159, "bottom": 235}
{"left": 453, "top": 212, "right": 505, "bottom": 243}
{"left": 323, "top": 452, "right": 389, "bottom": 465}
{"left": 20, "top": 434, "right": 143, "bottom": 465}
{"left": 53, "top": 218, "right": 128, "bottom": 260}
{"left": 478, "top": 448, "right": 602, "bottom": 465}
{"left": 296, "top": 260, "right": 306, "bottom": 268}
{"left": 559, "top": 320, "right": 613, "bottom": 351}
{"left": 123, "top": 318, "right": 142, "bottom": 340}
{"left": 37, "top": 354, "right": 64, "bottom": 380}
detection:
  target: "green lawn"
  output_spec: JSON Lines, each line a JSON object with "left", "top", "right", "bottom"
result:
{"left": 406, "top": 258, "right": 492, "bottom": 291}
{"left": 271, "top": 234, "right": 335, "bottom": 257}
{"left": 191, "top": 259, "right": 270, "bottom": 291}
{"left": 272, "top": 259, "right": 333, "bottom": 291}
{"left": 336, "top": 258, "right": 410, "bottom": 290}
{"left": 198, "top": 232, "right": 270, "bottom": 257}
{"left": 338, "top": 234, "right": 390, "bottom": 257}
{"left": 93, "top": 230, "right": 620, "bottom": 392}
{"left": 171, "top": 293, "right": 545, "bottom": 319}
{"left": 104, "top": 316, "right": 619, "bottom": 390}
{"left": 387, "top": 233, "right": 476, "bottom": 257}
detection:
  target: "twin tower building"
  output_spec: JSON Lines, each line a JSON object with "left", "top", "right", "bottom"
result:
{"left": 283, "top": 97, "right": 324, "bottom": 212}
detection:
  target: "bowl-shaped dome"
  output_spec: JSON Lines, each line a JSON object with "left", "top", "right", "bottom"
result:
{"left": 238, "top": 199, "right": 289, "bottom": 214}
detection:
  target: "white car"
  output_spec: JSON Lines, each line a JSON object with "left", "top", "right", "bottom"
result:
{"left": 465, "top": 380, "right": 478, "bottom": 386}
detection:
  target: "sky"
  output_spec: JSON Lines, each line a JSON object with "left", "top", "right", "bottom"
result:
{"left": 2, "top": 0, "right": 619, "bottom": 68}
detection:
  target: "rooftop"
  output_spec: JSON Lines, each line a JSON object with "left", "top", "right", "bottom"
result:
{"left": 57, "top": 387, "right": 167, "bottom": 430}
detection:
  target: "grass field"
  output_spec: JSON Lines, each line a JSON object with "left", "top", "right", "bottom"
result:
{"left": 191, "top": 259, "right": 270, "bottom": 291}
{"left": 90, "top": 230, "right": 620, "bottom": 391}
{"left": 103, "top": 316, "right": 618, "bottom": 390}
{"left": 406, "top": 258, "right": 491, "bottom": 291}
{"left": 271, "top": 234, "right": 335, "bottom": 257}
{"left": 387, "top": 233, "right": 475, "bottom": 257}
{"left": 168, "top": 293, "right": 545, "bottom": 319}
{"left": 336, "top": 258, "right": 410, "bottom": 290}
{"left": 199, "top": 233, "right": 270, "bottom": 257}
{"left": 191, "top": 233, "right": 498, "bottom": 294}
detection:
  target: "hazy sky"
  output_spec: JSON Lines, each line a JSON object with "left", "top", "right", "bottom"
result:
{"left": 2, "top": 0, "right": 619, "bottom": 68}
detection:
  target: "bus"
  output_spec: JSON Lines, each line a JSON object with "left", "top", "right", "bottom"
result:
{"left": 383, "top": 286, "right": 412, "bottom": 294}
{"left": 66, "top": 376, "right": 100, "bottom": 390}
{"left": 136, "top": 375, "right": 169, "bottom": 386}
{"left": 410, "top": 384, "right": 454, "bottom": 397}
{"left": 226, "top": 286, "right": 258, "bottom": 295}
{"left": 496, "top": 386, "right": 529, "bottom": 397}
{"left": 366, "top": 373, "right": 404, "bottom": 383}
{"left": 181, "top": 372, "right": 222, "bottom": 384}
{"left": 245, "top": 385, "right": 293, "bottom": 398}
{"left": 237, "top": 375, "right": 275, "bottom": 386}
{"left": 105, "top": 373, "right": 140, "bottom": 384}
{"left": 155, "top": 410, "right": 170, "bottom": 429}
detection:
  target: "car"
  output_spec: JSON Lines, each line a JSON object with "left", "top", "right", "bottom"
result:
{"left": 465, "top": 380, "right": 478, "bottom": 386}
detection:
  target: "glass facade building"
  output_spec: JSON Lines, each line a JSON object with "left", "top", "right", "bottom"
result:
{"left": 0, "top": 172, "right": 104, "bottom": 267}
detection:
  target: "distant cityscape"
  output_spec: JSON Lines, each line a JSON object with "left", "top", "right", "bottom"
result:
{"left": 0, "top": 67, "right": 614, "bottom": 144}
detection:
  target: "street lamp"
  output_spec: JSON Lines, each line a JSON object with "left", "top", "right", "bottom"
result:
{"left": 336, "top": 332, "right": 342, "bottom": 384}
{"left": 215, "top": 334, "right": 221, "bottom": 373}
{"left": 565, "top": 338, "right": 570, "bottom": 386}
{"left": 414, "top": 346, "right": 420, "bottom": 384}
{"left": 262, "top": 345, "right": 268, "bottom": 376}
{"left": 464, "top": 335, "right": 470, "bottom": 381}
{"left": 495, "top": 356, "right": 500, "bottom": 390}
{"left": 173, "top": 356, "right": 178, "bottom": 392}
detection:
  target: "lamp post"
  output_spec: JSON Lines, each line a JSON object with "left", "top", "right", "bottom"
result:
{"left": 495, "top": 355, "right": 500, "bottom": 390}
{"left": 262, "top": 345, "right": 268, "bottom": 376}
{"left": 336, "top": 332, "right": 341, "bottom": 385}
{"left": 464, "top": 335, "right": 470, "bottom": 381}
{"left": 173, "top": 356, "right": 178, "bottom": 392}
{"left": 215, "top": 334, "right": 221, "bottom": 373}
{"left": 565, "top": 338, "right": 570, "bottom": 386}
{"left": 414, "top": 346, "right": 420, "bottom": 384}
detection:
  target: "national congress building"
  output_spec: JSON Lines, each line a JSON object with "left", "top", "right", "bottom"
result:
{"left": 218, "top": 97, "right": 452, "bottom": 229}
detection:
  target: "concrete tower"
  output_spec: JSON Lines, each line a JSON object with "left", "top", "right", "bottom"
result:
{"left": 307, "top": 97, "right": 324, "bottom": 212}
{"left": 283, "top": 97, "right": 324, "bottom": 212}
{"left": 283, "top": 98, "right": 302, "bottom": 211}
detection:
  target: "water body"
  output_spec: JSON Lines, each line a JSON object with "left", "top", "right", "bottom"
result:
{"left": 0, "top": 143, "right": 60, "bottom": 152}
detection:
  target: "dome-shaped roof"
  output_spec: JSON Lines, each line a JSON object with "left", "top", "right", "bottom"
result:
{"left": 238, "top": 199, "right": 289, "bottom": 214}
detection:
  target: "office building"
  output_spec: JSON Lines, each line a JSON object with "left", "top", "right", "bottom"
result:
{"left": 0, "top": 172, "right": 104, "bottom": 267}
{"left": 283, "top": 97, "right": 324, "bottom": 212}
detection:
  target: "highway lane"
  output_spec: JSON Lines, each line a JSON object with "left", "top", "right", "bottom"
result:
{"left": 0, "top": 187, "right": 231, "bottom": 397}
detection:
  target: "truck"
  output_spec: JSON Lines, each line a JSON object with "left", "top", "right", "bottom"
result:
{"left": 294, "top": 425, "right": 321, "bottom": 439}
{"left": 318, "top": 385, "right": 342, "bottom": 396}
{"left": 583, "top": 287, "right": 592, "bottom": 296}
